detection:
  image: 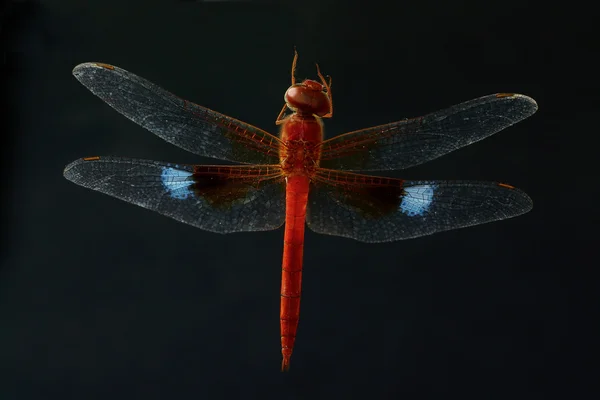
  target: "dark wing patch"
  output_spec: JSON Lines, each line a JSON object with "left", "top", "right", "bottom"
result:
{"left": 307, "top": 169, "right": 532, "bottom": 242}
{"left": 64, "top": 157, "right": 285, "bottom": 233}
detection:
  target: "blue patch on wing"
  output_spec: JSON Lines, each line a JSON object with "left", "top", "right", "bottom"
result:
{"left": 161, "top": 166, "right": 194, "bottom": 199}
{"left": 400, "top": 184, "right": 436, "bottom": 216}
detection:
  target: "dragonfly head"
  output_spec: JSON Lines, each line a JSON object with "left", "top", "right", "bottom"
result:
{"left": 284, "top": 80, "right": 331, "bottom": 117}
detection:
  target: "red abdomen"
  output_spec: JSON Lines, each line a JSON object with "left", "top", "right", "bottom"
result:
{"left": 280, "top": 175, "right": 309, "bottom": 371}
{"left": 278, "top": 114, "right": 323, "bottom": 370}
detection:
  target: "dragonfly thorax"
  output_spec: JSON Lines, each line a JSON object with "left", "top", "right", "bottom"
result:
{"left": 284, "top": 80, "right": 331, "bottom": 117}
{"left": 280, "top": 139, "right": 320, "bottom": 177}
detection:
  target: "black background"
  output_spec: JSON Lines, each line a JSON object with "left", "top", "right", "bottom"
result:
{"left": 1, "top": 0, "right": 596, "bottom": 398}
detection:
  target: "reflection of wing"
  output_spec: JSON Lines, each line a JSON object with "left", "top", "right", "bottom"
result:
{"left": 319, "top": 94, "right": 537, "bottom": 171}
{"left": 72, "top": 63, "right": 282, "bottom": 164}
{"left": 64, "top": 157, "right": 285, "bottom": 233}
{"left": 306, "top": 169, "right": 532, "bottom": 242}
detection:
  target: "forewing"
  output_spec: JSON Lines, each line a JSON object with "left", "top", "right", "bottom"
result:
{"left": 72, "top": 63, "right": 281, "bottom": 164}
{"left": 64, "top": 157, "right": 285, "bottom": 233}
{"left": 319, "top": 94, "right": 537, "bottom": 171}
{"left": 306, "top": 169, "right": 532, "bottom": 242}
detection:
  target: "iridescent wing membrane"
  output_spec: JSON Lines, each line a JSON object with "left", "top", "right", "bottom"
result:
{"left": 308, "top": 93, "right": 537, "bottom": 241}
{"left": 66, "top": 63, "right": 286, "bottom": 233}
{"left": 72, "top": 63, "right": 282, "bottom": 165}
{"left": 65, "top": 62, "right": 535, "bottom": 240}
{"left": 64, "top": 157, "right": 285, "bottom": 233}
{"left": 307, "top": 169, "right": 532, "bottom": 242}
{"left": 319, "top": 94, "right": 537, "bottom": 171}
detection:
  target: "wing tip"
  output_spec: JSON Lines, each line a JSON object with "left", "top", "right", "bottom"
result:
{"left": 495, "top": 93, "right": 538, "bottom": 115}
{"left": 496, "top": 181, "right": 534, "bottom": 214}
{"left": 72, "top": 62, "right": 116, "bottom": 77}
{"left": 63, "top": 156, "right": 102, "bottom": 179}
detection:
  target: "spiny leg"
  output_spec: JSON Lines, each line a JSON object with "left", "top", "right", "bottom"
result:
{"left": 275, "top": 103, "right": 288, "bottom": 125}
{"left": 316, "top": 63, "right": 333, "bottom": 118}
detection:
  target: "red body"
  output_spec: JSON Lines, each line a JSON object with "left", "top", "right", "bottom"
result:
{"left": 278, "top": 76, "right": 331, "bottom": 370}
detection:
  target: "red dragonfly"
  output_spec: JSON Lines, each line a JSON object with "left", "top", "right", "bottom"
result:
{"left": 64, "top": 51, "right": 536, "bottom": 371}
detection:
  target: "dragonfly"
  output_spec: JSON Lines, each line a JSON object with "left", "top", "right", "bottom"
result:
{"left": 64, "top": 51, "right": 536, "bottom": 371}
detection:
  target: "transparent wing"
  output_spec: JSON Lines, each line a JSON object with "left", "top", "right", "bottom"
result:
{"left": 319, "top": 94, "right": 537, "bottom": 171}
{"left": 306, "top": 169, "right": 532, "bottom": 242}
{"left": 64, "top": 157, "right": 285, "bottom": 233}
{"left": 73, "top": 63, "right": 282, "bottom": 164}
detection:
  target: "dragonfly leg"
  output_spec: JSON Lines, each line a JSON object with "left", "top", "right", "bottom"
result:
{"left": 315, "top": 63, "right": 333, "bottom": 118}
{"left": 275, "top": 103, "right": 288, "bottom": 125}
